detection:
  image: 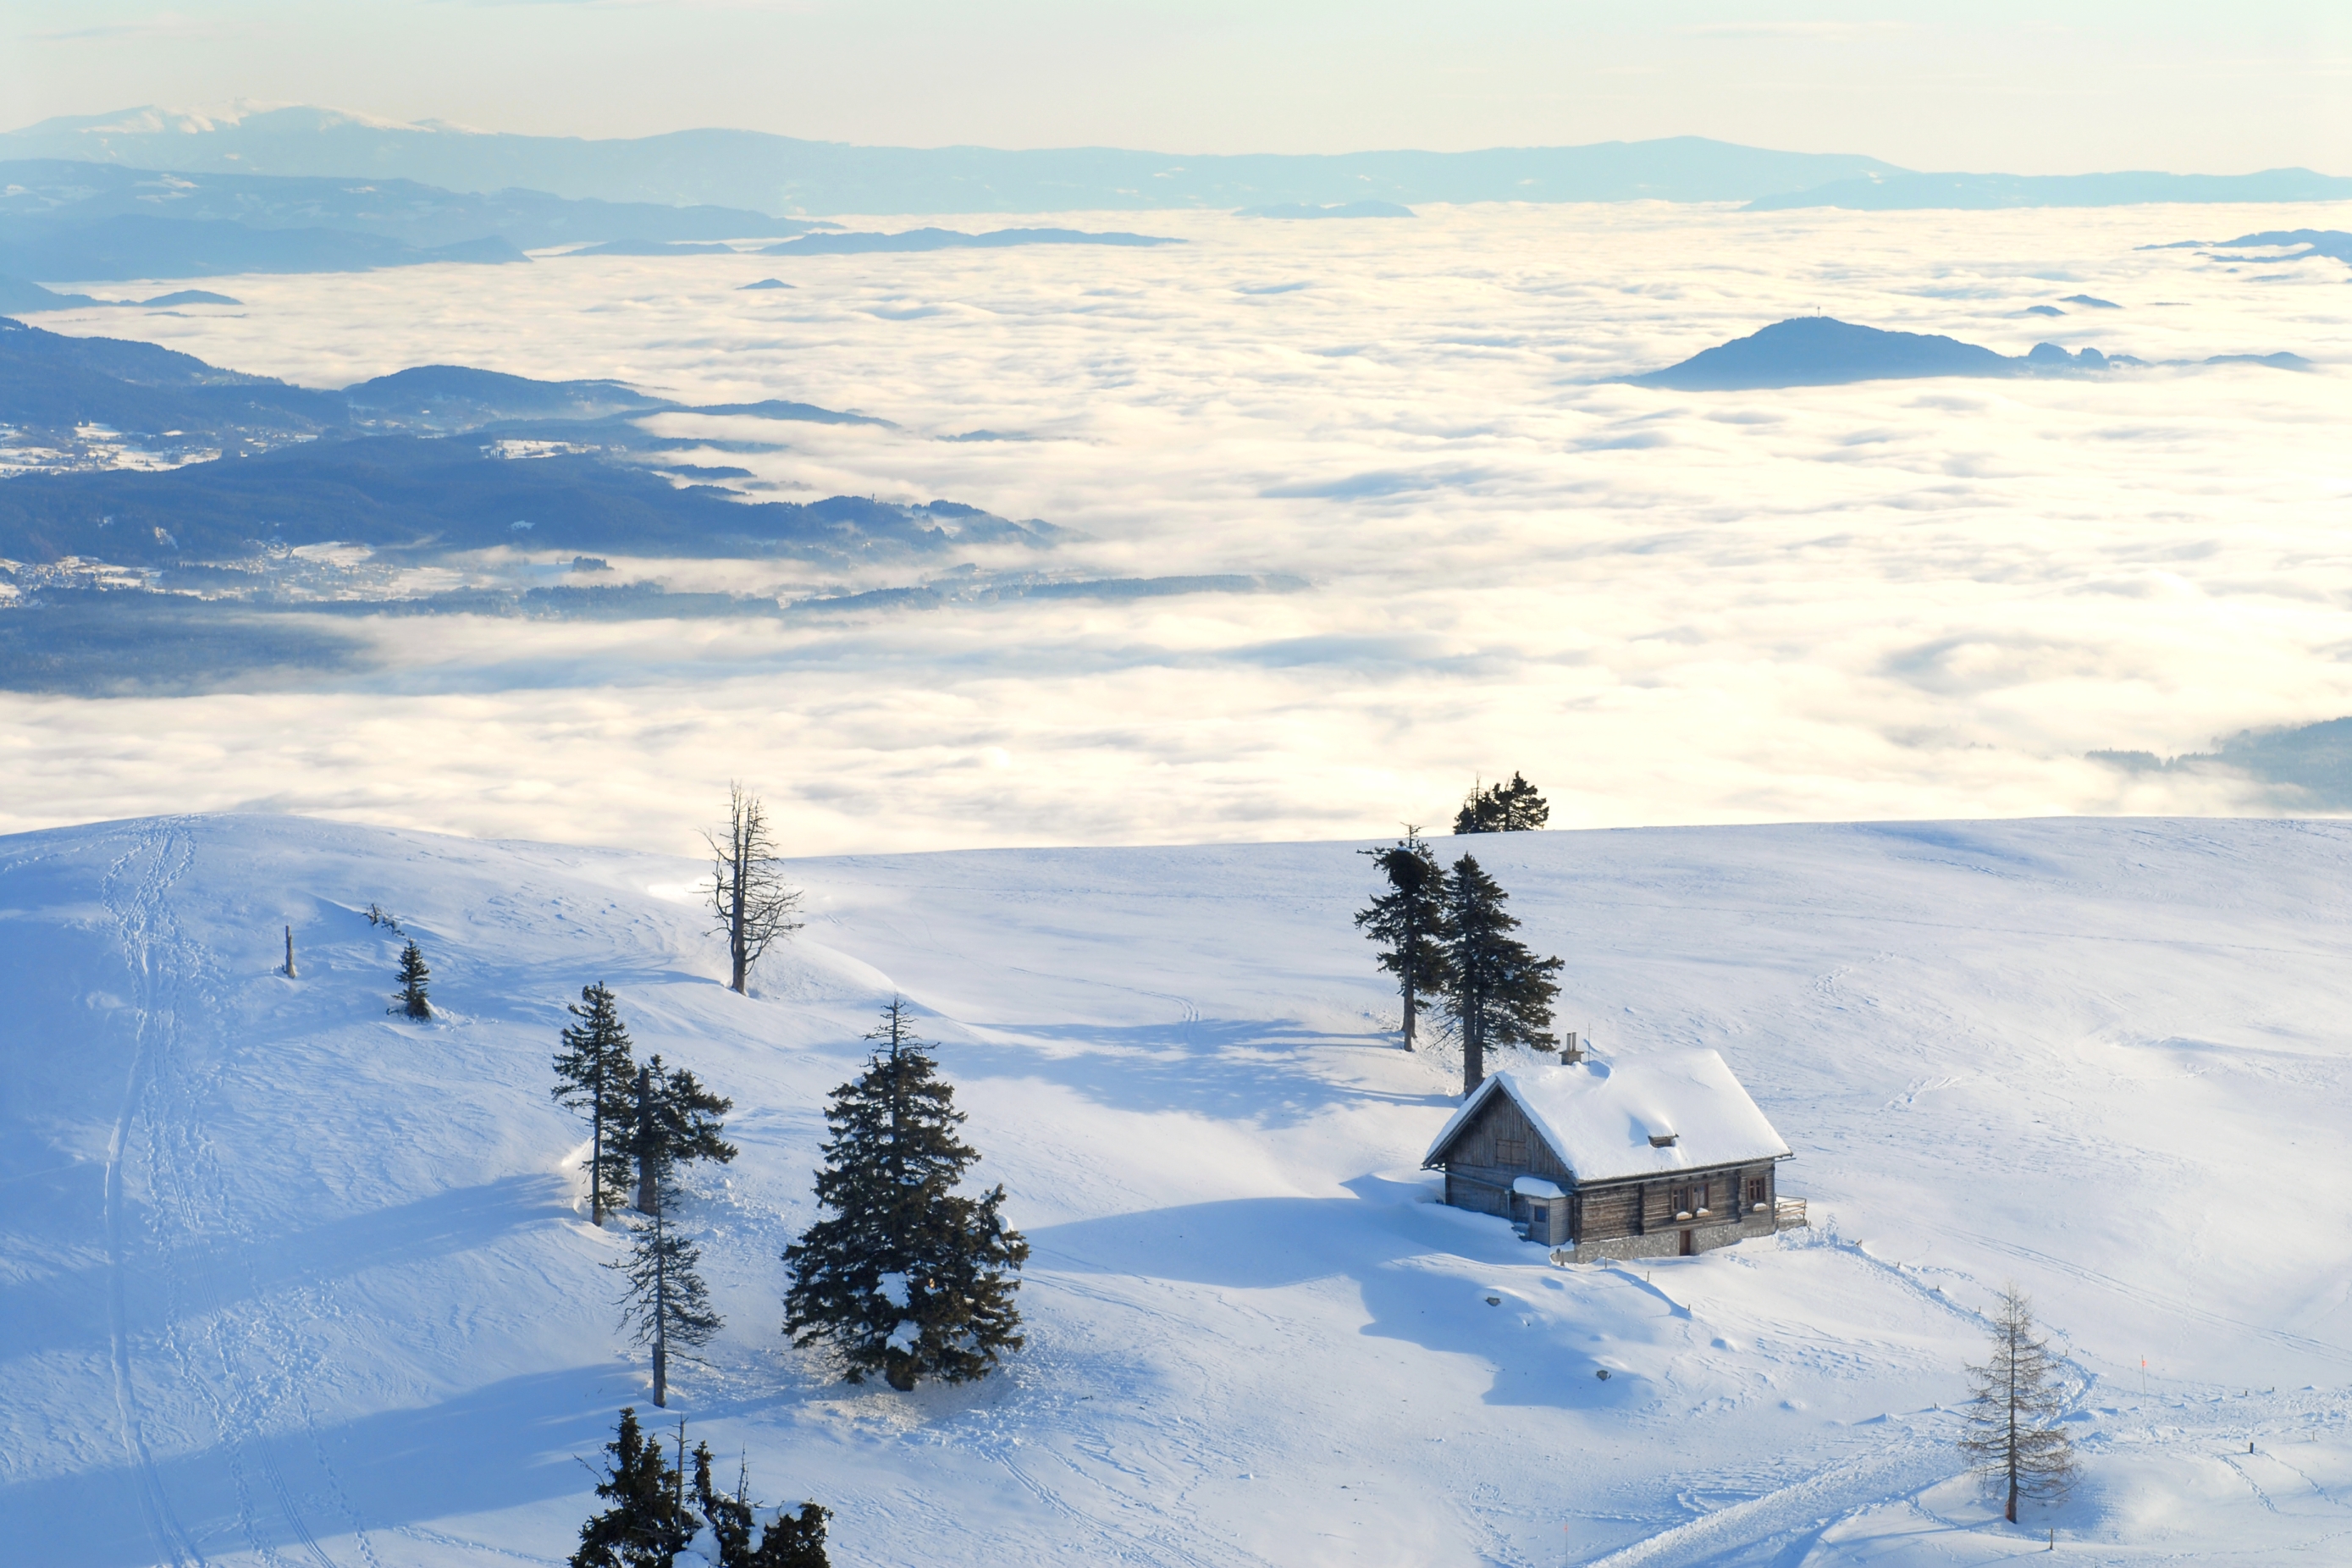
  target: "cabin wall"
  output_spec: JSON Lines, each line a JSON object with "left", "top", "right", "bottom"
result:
{"left": 1435, "top": 1096, "right": 1785, "bottom": 1257}
{"left": 1437, "top": 1094, "right": 1571, "bottom": 1242}
{"left": 1560, "top": 1162, "right": 1779, "bottom": 1261}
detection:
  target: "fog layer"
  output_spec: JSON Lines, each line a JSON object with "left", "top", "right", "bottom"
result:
{"left": 8, "top": 201, "right": 2347, "bottom": 854}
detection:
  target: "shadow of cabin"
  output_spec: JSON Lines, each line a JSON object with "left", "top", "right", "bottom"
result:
{"left": 1422, "top": 1049, "right": 1802, "bottom": 1262}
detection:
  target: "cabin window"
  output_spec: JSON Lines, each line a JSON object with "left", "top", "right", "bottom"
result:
{"left": 1670, "top": 1184, "right": 1693, "bottom": 1216}
{"left": 1530, "top": 1205, "right": 1549, "bottom": 1230}
{"left": 1495, "top": 1135, "right": 1527, "bottom": 1166}
{"left": 1746, "top": 1176, "right": 1768, "bottom": 1205}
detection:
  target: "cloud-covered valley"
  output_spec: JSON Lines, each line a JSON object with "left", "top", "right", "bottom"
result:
{"left": 6, "top": 200, "right": 2349, "bottom": 853}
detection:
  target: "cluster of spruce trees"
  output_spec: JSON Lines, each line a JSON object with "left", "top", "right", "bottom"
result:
{"left": 1358, "top": 773, "right": 1565, "bottom": 1096}
{"left": 551, "top": 983, "right": 739, "bottom": 1407}
{"left": 1357, "top": 832, "right": 1564, "bottom": 1095}
{"left": 571, "top": 1408, "right": 830, "bottom": 1568}
{"left": 551, "top": 990, "right": 1028, "bottom": 1564}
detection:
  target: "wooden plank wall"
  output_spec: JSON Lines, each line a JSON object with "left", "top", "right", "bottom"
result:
{"left": 1574, "top": 1163, "right": 1775, "bottom": 1241}
{"left": 1443, "top": 1094, "right": 1571, "bottom": 1180}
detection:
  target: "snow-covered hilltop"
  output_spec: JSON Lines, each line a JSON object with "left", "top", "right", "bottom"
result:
{"left": 4, "top": 813, "right": 2349, "bottom": 1565}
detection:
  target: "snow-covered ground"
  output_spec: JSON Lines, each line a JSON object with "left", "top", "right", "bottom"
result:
{"left": 4, "top": 812, "right": 2349, "bottom": 1565}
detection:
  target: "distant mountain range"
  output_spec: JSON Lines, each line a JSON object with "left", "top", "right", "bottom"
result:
{"left": 0, "top": 157, "right": 838, "bottom": 290}
{"left": 8, "top": 107, "right": 2344, "bottom": 220}
{"left": 1632, "top": 317, "right": 2309, "bottom": 390}
{"left": 5, "top": 108, "right": 1901, "bottom": 213}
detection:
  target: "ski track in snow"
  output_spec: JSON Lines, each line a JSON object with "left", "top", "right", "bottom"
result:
{"left": 104, "top": 820, "right": 366, "bottom": 1568}
{"left": 103, "top": 823, "right": 207, "bottom": 1568}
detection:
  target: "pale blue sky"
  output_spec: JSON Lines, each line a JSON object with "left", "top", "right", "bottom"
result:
{"left": 8, "top": 2, "right": 2350, "bottom": 173}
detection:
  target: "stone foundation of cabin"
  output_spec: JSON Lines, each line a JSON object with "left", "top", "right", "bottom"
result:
{"left": 1550, "top": 1209, "right": 1776, "bottom": 1264}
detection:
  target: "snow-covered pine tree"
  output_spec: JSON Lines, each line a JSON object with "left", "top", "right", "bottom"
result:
{"left": 1958, "top": 1284, "right": 2078, "bottom": 1522}
{"left": 553, "top": 982, "right": 639, "bottom": 1226}
{"left": 1355, "top": 830, "right": 1447, "bottom": 1051}
{"left": 570, "top": 1406, "right": 699, "bottom": 1567}
{"left": 614, "top": 1162, "right": 722, "bottom": 1409}
{"left": 781, "top": 998, "right": 1029, "bottom": 1391}
{"left": 691, "top": 1442, "right": 831, "bottom": 1568}
{"left": 391, "top": 940, "right": 432, "bottom": 1019}
{"left": 630, "top": 1057, "right": 738, "bottom": 1216}
{"left": 1452, "top": 770, "right": 1550, "bottom": 834}
{"left": 1438, "top": 854, "right": 1563, "bottom": 1095}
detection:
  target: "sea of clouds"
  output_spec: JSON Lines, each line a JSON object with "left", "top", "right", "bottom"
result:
{"left": 8, "top": 201, "right": 2349, "bottom": 855}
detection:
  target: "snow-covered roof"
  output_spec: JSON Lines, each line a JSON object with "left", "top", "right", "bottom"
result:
{"left": 1422, "top": 1050, "right": 1791, "bottom": 1184}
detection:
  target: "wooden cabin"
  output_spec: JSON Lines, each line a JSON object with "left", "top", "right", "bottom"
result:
{"left": 1422, "top": 1050, "right": 1799, "bottom": 1262}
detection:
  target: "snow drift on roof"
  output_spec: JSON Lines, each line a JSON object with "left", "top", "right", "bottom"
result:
{"left": 1423, "top": 1050, "right": 1791, "bottom": 1183}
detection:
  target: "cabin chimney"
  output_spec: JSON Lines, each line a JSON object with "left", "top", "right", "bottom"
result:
{"left": 284, "top": 925, "right": 297, "bottom": 980}
{"left": 1560, "top": 1031, "right": 1582, "bottom": 1063}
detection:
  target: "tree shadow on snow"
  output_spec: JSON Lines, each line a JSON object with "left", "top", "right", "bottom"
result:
{"left": 1024, "top": 1174, "right": 1668, "bottom": 1413}
{"left": 935, "top": 1017, "right": 1450, "bottom": 1129}
{"left": 0, "top": 1173, "right": 571, "bottom": 1362}
{"left": 0, "top": 1365, "right": 622, "bottom": 1565}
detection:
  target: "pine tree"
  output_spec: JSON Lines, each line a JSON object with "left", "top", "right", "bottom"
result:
{"left": 554, "top": 982, "right": 639, "bottom": 1226}
{"left": 1438, "top": 854, "right": 1563, "bottom": 1095}
{"left": 1958, "top": 1284, "right": 2078, "bottom": 1522}
{"left": 570, "top": 1407, "right": 699, "bottom": 1568}
{"left": 390, "top": 940, "right": 432, "bottom": 1019}
{"left": 632, "top": 1057, "right": 738, "bottom": 1217}
{"left": 782, "top": 998, "right": 1029, "bottom": 1392}
{"left": 691, "top": 1443, "right": 831, "bottom": 1568}
{"left": 1452, "top": 771, "right": 1550, "bottom": 835}
{"left": 614, "top": 1164, "right": 723, "bottom": 1409}
{"left": 1355, "top": 830, "right": 1447, "bottom": 1050}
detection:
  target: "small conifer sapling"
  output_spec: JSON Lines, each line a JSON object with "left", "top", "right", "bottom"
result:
{"left": 391, "top": 940, "right": 432, "bottom": 1019}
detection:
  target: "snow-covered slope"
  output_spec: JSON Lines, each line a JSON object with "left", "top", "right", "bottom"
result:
{"left": 3, "top": 814, "right": 2349, "bottom": 1565}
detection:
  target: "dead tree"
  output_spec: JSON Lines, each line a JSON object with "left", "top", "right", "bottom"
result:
{"left": 1958, "top": 1284, "right": 2078, "bottom": 1522}
{"left": 704, "top": 783, "right": 803, "bottom": 995}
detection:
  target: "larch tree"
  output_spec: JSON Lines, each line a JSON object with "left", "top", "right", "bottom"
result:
{"left": 631, "top": 1057, "right": 738, "bottom": 1216}
{"left": 782, "top": 998, "right": 1029, "bottom": 1392}
{"left": 1958, "top": 1284, "right": 2078, "bottom": 1523}
{"left": 1438, "top": 854, "right": 1563, "bottom": 1095}
{"left": 1452, "top": 771, "right": 1550, "bottom": 835}
{"left": 1355, "top": 830, "right": 1447, "bottom": 1051}
{"left": 569, "top": 1406, "right": 698, "bottom": 1567}
{"left": 391, "top": 940, "right": 433, "bottom": 1019}
{"left": 706, "top": 784, "right": 803, "bottom": 995}
{"left": 553, "top": 982, "right": 639, "bottom": 1226}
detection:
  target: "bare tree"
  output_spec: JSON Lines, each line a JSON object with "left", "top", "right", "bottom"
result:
{"left": 1958, "top": 1284, "right": 2078, "bottom": 1522}
{"left": 704, "top": 783, "right": 803, "bottom": 995}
